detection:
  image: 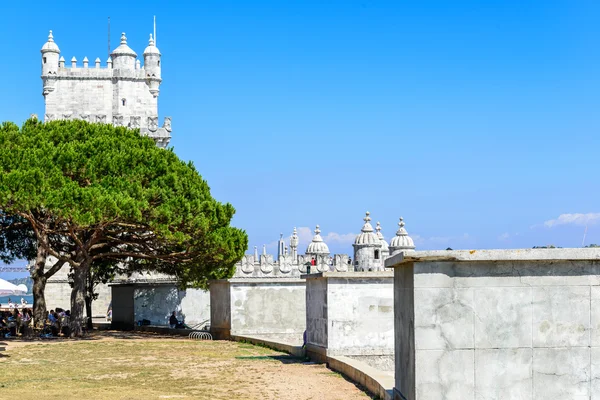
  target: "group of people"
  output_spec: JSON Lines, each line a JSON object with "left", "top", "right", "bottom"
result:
{"left": 43, "top": 308, "right": 71, "bottom": 337}
{"left": 1, "top": 308, "right": 33, "bottom": 337}
{"left": 0, "top": 307, "right": 71, "bottom": 338}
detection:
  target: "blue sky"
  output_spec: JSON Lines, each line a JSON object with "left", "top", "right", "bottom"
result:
{"left": 0, "top": 0, "right": 598, "bottom": 279}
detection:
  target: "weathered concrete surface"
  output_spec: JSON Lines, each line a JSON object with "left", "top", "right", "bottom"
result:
{"left": 210, "top": 280, "right": 232, "bottom": 339}
{"left": 133, "top": 286, "right": 209, "bottom": 328}
{"left": 387, "top": 248, "right": 600, "bottom": 400}
{"left": 209, "top": 278, "right": 306, "bottom": 341}
{"left": 304, "top": 272, "right": 394, "bottom": 361}
{"left": 111, "top": 283, "right": 210, "bottom": 330}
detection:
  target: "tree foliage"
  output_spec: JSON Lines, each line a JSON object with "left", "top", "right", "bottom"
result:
{"left": 0, "top": 119, "right": 247, "bottom": 334}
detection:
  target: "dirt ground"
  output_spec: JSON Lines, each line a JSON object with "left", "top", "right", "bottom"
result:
{"left": 0, "top": 331, "right": 372, "bottom": 400}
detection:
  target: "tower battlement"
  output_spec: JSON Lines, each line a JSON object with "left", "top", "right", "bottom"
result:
{"left": 41, "top": 31, "right": 171, "bottom": 148}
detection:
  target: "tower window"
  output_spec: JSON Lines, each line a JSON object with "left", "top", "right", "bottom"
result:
{"left": 122, "top": 98, "right": 126, "bottom": 106}
{"left": 158, "top": 61, "right": 160, "bottom": 67}
{"left": 374, "top": 250, "right": 380, "bottom": 260}
{"left": 43, "top": 57, "right": 47, "bottom": 64}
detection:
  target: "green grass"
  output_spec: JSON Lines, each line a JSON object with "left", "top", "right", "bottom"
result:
{"left": 0, "top": 333, "right": 371, "bottom": 399}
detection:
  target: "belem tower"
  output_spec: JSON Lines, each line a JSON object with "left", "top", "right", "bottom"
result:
{"left": 40, "top": 30, "right": 172, "bottom": 148}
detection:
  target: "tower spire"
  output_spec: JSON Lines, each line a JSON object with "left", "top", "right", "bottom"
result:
{"left": 107, "top": 17, "right": 110, "bottom": 58}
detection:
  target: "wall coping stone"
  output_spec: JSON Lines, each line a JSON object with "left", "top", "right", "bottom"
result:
{"left": 385, "top": 248, "right": 600, "bottom": 268}
{"left": 220, "top": 278, "right": 305, "bottom": 284}
{"left": 302, "top": 271, "right": 394, "bottom": 279}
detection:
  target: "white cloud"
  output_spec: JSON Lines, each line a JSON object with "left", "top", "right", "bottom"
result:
{"left": 296, "top": 226, "right": 356, "bottom": 248}
{"left": 428, "top": 233, "right": 470, "bottom": 244}
{"left": 498, "top": 232, "right": 510, "bottom": 241}
{"left": 411, "top": 234, "right": 425, "bottom": 246}
{"left": 543, "top": 213, "right": 600, "bottom": 228}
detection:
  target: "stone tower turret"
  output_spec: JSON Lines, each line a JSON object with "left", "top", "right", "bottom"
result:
{"left": 305, "top": 225, "right": 330, "bottom": 258}
{"left": 389, "top": 217, "right": 416, "bottom": 256}
{"left": 376, "top": 221, "right": 390, "bottom": 260}
{"left": 111, "top": 32, "right": 137, "bottom": 70}
{"left": 353, "top": 212, "right": 383, "bottom": 271}
{"left": 143, "top": 34, "right": 162, "bottom": 97}
{"left": 41, "top": 31, "right": 60, "bottom": 95}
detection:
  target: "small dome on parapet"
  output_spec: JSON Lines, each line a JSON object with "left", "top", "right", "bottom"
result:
{"left": 306, "top": 225, "right": 330, "bottom": 255}
{"left": 111, "top": 32, "right": 137, "bottom": 57}
{"left": 389, "top": 217, "right": 415, "bottom": 250}
{"left": 41, "top": 30, "right": 60, "bottom": 53}
{"left": 376, "top": 222, "right": 389, "bottom": 252}
{"left": 354, "top": 212, "right": 381, "bottom": 246}
{"left": 143, "top": 34, "right": 161, "bottom": 56}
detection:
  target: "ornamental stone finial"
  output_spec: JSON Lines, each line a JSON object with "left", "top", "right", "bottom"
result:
{"left": 315, "top": 225, "right": 321, "bottom": 235}
{"left": 120, "top": 32, "right": 127, "bottom": 45}
{"left": 290, "top": 227, "right": 299, "bottom": 248}
{"left": 364, "top": 211, "right": 371, "bottom": 223}
{"left": 148, "top": 33, "right": 155, "bottom": 46}
{"left": 48, "top": 30, "right": 54, "bottom": 42}
{"left": 376, "top": 221, "right": 382, "bottom": 233}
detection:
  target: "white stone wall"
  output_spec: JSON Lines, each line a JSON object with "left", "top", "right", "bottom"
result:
{"left": 133, "top": 286, "right": 209, "bottom": 327}
{"left": 388, "top": 249, "right": 600, "bottom": 400}
{"left": 45, "top": 278, "right": 112, "bottom": 317}
{"left": 210, "top": 278, "right": 306, "bottom": 339}
{"left": 230, "top": 280, "right": 306, "bottom": 335}
{"left": 305, "top": 272, "right": 394, "bottom": 360}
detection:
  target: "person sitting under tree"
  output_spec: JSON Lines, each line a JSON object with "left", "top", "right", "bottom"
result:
{"left": 169, "top": 311, "right": 178, "bottom": 329}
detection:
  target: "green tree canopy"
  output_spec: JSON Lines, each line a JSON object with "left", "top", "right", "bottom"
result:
{"left": 0, "top": 119, "right": 247, "bottom": 334}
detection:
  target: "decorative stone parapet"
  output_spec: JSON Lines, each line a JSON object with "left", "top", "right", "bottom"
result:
{"left": 234, "top": 253, "right": 351, "bottom": 278}
{"left": 386, "top": 248, "right": 600, "bottom": 400}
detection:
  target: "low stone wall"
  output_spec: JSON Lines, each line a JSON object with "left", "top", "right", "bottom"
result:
{"left": 386, "top": 248, "right": 600, "bottom": 400}
{"left": 328, "top": 356, "right": 394, "bottom": 400}
{"left": 231, "top": 334, "right": 305, "bottom": 358}
{"left": 304, "top": 272, "right": 394, "bottom": 369}
{"left": 209, "top": 278, "right": 306, "bottom": 340}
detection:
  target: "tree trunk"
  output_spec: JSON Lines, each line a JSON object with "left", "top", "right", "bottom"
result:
{"left": 31, "top": 243, "right": 48, "bottom": 326}
{"left": 70, "top": 259, "right": 90, "bottom": 337}
{"left": 84, "top": 269, "right": 93, "bottom": 331}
